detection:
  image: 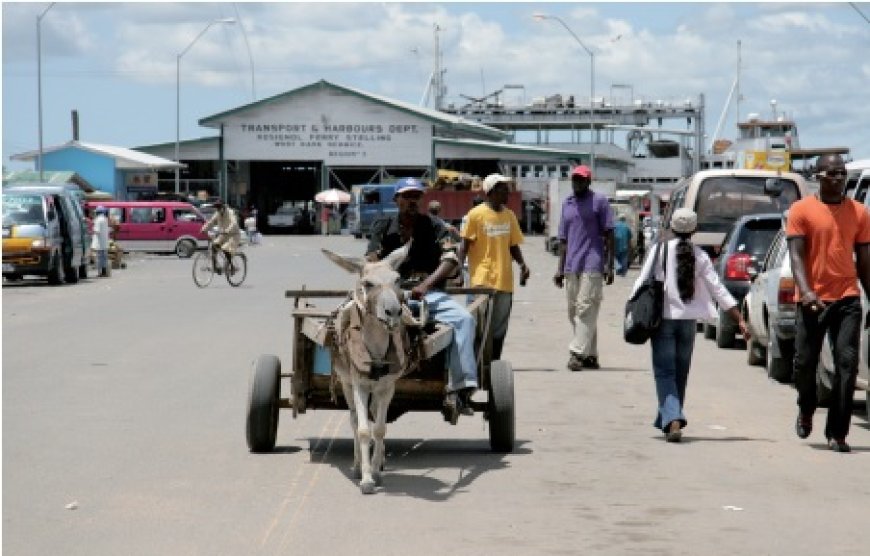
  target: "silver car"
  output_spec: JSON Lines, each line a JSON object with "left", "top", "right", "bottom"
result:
{"left": 743, "top": 227, "right": 797, "bottom": 382}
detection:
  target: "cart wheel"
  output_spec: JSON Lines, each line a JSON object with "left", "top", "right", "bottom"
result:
{"left": 246, "top": 354, "right": 281, "bottom": 452}
{"left": 488, "top": 360, "right": 515, "bottom": 453}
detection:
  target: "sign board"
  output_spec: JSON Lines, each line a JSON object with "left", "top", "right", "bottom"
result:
{"left": 221, "top": 88, "right": 433, "bottom": 166}
{"left": 125, "top": 172, "right": 158, "bottom": 188}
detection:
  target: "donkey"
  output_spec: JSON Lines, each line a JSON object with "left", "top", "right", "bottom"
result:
{"left": 321, "top": 244, "right": 422, "bottom": 494}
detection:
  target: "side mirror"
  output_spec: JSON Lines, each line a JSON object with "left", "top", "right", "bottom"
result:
{"left": 764, "top": 178, "right": 785, "bottom": 197}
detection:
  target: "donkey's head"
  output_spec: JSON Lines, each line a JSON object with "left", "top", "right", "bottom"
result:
{"left": 322, "top": 244, "right": 410, "bottom": 330}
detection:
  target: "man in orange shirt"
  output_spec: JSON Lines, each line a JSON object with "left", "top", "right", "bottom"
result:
{"left": 786, "top": 154, "right": 870, "bottom": 452}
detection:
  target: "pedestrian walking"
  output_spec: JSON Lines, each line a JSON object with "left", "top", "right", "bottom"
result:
{"left": 91, "top": 206, "right": 111, "bottom": 278}
{"left": 457, "top": 173, "right": 530, "bottom": 360}
{"left": 787, "top": 153, "right": 870, "bottom": 453}
{"left": 632, "top": 208, "right": 749, "bottom": 442}
{"left": 613, "top": 215, "right": 633, "bottom": 276}
{"left": 553, "top": 165, "right": 615, "bottom": 371}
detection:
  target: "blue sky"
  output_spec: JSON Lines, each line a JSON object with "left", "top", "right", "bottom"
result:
{"left": 3, "top": 1, "right": 869, "bottom": 169}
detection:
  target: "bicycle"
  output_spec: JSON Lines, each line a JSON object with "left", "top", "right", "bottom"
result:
{"left": 192, "top": 236, "right": 247, "bottom": 288}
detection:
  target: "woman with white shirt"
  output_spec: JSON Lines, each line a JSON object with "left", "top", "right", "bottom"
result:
{"left": 631, "top": 208, "right": 750, "bottom": 442}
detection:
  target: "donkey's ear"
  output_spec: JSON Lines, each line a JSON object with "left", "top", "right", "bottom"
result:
{"left": 382, "top": 239, "right": 412, "bottom": 271}
{"left": 321, "top": 249, "right": 364, "bottom": 274}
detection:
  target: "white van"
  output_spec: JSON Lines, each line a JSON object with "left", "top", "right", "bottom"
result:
{"left": 661, "top": 169, "right": 811, "bottom": 258}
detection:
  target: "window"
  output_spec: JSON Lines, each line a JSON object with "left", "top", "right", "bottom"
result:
{"left": 362, "top": 190, "right": 381, "bottom": 205}
{"left": 733, "top": 218, "right": 782, "bottom": 258}
{"left": 108, "top": 207, "right": 126, "bottom": 223}
{"left": 173, "top": 208, "right": 202, "bottom": 223}
{"left": 694, "top": 177, "right": 799, "bottom": 233}
{"left": 130, "top": 207, "right": 165, "bottom": 224}
{"left": 855, "top": 176, "right": 870, "bottom": 204}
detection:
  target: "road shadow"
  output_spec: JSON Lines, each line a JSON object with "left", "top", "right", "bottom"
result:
{"left": 514, "top": 366, "right": 648, "bottom": 374}
{"left": 809, "top": 442, "right": 870, "bottom": 453}
{"left": 673, "top": 436, "right": 774, "bottom": 444}
{"left": 306, "top": 436, "right": 532, "bottom": 500}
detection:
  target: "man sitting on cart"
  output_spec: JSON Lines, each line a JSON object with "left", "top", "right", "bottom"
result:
{"left": 366, "top": 177, "right": 478, "bottom": 418}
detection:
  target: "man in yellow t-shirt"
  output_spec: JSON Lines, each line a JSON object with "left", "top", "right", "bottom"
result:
{"left": 458, "top": 173, "right": 531, "bottom": 360}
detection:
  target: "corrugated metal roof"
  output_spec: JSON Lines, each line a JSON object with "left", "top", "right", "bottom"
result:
{"left": 199, "top": 79, "right": 508, "bottom": 141}
{"left": 10, "top": 141, "right": 184, "bottom": 170}
{"left": 2, "top": 170, "right": 97, "bottom": 192}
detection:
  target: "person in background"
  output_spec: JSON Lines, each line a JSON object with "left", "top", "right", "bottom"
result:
{"left": 458, "top": 173, "right": 530, "bottom": 360}
{"left": 553, "top": 165, "right": 615, "bottom": 371}
{"left": 632, "top": 208, "right": 749, "bottom": 442}
{"left": 244, "top": 209, "right": 259, "bottom": 245}
{"left": 427, "top": 200, "right": 460, "bottom": 242}
{"left": 613, "top": 214, "right": 633, "bottom": 277}
{"left": 91, "top": 206, "right": 111, "bottom": 278}
{"left": 366, "top": 177, "right": 478, "bottom": 421}
{"left": 787, "top": 153, "right": 870, "bottom": 453}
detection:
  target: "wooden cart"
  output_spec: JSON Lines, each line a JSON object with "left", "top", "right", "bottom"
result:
{"left": 245, "top": 287, "right": 515, "bottom": 454}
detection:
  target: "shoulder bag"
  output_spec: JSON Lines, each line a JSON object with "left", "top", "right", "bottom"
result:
{"left": 623, "top": 241, "right": 668, "bottom": 345}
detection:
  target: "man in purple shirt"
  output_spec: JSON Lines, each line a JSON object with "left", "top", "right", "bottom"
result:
{"left": 553, "top": 165, "right": 615, "bottom": 371}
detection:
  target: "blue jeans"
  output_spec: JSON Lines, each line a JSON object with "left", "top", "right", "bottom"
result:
{"left": 410, "top": 291, "right": 478, "bottom": 393}
{"left": 615, "top": 249, "right": 630, "bottom": 276}
{"left": 650, "top": 319, "right": 696, "bottom": 432}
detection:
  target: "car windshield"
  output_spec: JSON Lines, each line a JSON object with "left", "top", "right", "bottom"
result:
{"left": 695, "top": 177, "right": 799, "bottom": 233}
{"left": 732, "top": 219, "right": 782, "bottom": 258}
{"left": 277, "top": 206, "right": 298, "bottom": 214}
{"left": 3, "top": 194, "right": 44, "bottom": 225}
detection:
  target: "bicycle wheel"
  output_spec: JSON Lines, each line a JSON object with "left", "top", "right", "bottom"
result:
{"left": 226, "top": 252, "right": 247, "bottom": 287}
{"left": 192, "top": 252, "right": 215, "bottom": 288}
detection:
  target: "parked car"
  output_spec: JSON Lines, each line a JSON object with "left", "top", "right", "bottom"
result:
{"left": 661, "top": 169, "right": 810, "bottom": 259}
{"left": 84, "top": 200, "right": 209, "bottom": 257}
{"left": 703, "top": 213, "right": 783, "bottom": 348}
{"left": 742, "top": 227, "right": 797, "bottom": 382}
{"left": 3, "top": 184, "right": 89, "bottom": 284}
{"left": 267, "top": 202, "right": 304, "bottom": 233}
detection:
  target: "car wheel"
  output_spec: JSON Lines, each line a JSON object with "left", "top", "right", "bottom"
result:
{"left": 715, "top": 309, "right": 736, "bottom": 349}
{"left": 766, "top": 336, "right": 793, "bottom": 383}
{"left": 63, "top": 254, "right": 79, "bottom": 284}
{"left": 175, "top": 239, "right": 197, "bottom": 258}
{"left": 746, "top": 336, "right": 764, "bottom": 366}
{"left": 47, "top": 253, "right": 64, "bottom": 285}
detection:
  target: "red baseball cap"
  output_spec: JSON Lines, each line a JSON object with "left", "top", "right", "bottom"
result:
{"left": 571, "top": 165, "right": 592, "bottom": 179}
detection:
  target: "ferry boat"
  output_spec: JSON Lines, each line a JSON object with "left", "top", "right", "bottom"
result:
{"left": 703, "top": 108, "right": 850, "bottom": 175}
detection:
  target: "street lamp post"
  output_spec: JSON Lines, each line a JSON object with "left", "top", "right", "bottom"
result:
{"left": 175, "top": 17, "right": 236, "bottom": 194}
{"left": 37, "top": 2, "right": 56, "bottom": 182}
{"left": 533, "top": 13, "right": 595, "bottom": 177}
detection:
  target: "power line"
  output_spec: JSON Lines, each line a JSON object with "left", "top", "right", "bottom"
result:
{"left": 850, "top": 2, "right": 870, "bottom": 25}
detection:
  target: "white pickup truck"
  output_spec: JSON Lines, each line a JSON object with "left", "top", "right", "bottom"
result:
{"left": 267, "top": 203, "right": 302, "bottom": 231}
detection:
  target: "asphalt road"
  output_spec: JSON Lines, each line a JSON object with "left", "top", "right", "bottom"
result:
{"left": 3, "top": 235, "right": 869, "bottom": 556}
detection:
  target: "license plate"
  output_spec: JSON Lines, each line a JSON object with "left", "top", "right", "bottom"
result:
{"left": 2, "top": 263, "right": 13, "bottom": 273}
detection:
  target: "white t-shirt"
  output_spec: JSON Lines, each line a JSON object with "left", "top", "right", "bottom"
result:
{"left": 631, "top": 238, "right": 737, "bottom": 320}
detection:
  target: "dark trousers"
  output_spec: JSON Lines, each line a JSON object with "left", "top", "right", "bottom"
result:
{"left": 794, "top": 296, "right": 861, "bottom": 440}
